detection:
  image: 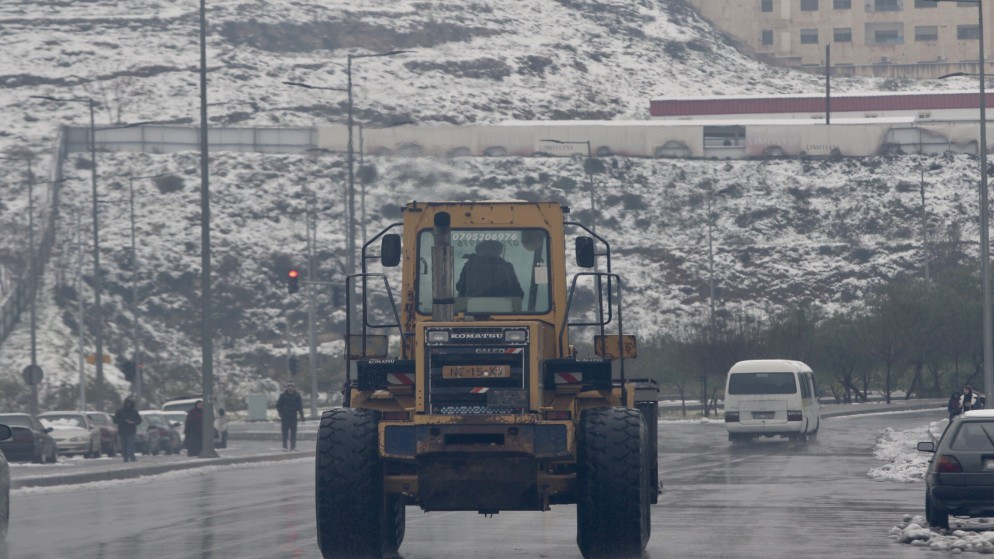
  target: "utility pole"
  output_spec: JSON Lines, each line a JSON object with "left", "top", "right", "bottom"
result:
{"left": 27, "top": 158, "right": 38, "bottom": 416}
{"left": 77, "top": 211, "right": 87, "bottom": 411}
{"left": 920, "top": 166, "right": 931, "bottom": 282}
{"left": 359, "top": 124, "right": 367, "bottom": 248}
{"left": 129, "top": 177, "right": 142, "bottom": 406}
{"left": 307, "top": 198, "right": 319, "bottom": 419}
{"left": 198, "top": 0, "right": 217, "bottom": 458}
{"left": 86, "top": 99, "right": 105, "bottom": 411}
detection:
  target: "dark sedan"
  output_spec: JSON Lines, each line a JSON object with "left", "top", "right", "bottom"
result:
{"left": 86, "top": 411, "right": 119, "bottom": 457}
{"left": 919, "top": 409, "right": 994, "bottom": 529}
{"left": 0, "top": 413, "right": 57, "bottom": 464}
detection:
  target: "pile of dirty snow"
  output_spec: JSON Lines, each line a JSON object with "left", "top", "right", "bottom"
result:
{"left": 891, "top": 515, "right": 994, "bottom": 553}
{"left": 868, "top": 425, "right": 934, "bottom": 483}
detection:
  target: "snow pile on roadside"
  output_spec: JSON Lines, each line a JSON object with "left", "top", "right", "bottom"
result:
{"left": 11, "top": 457, "right": 312, "bottom": 496}
{"left": 868, "top": 425, "right": 932, "bottom": 483}
{"left": 890, "top": 515, "right": 994, "bottom": 553}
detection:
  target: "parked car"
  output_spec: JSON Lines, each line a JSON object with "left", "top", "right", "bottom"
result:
{"left": 136, "top": 418, "right": 161, "bottom": 456}
{"left": 38, "top": 411, "right": 102, "bottom": 458}
{"left": 139, "top": 411, "right": 182, "bottom": 455}
{"left": 86, "top": 411, "right": 119, "bottom": 457}
{"left": 161, "top": 411, "right": 187, "bottom": 446}
{"left": 0, "top": 413, "right": 57, "bottom": 463}
{"left": 162, "top": 397, "right": 227, "bottom": 447}
{"left": 0, "top": 424, "right": 11, "bottom": 540}
{"left": 920, "top": 409, "right": 994, "bottom": 529}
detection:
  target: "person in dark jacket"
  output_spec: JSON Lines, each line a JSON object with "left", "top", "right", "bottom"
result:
{"left": 113, "top": 397, "right": 142, "bottom": 463}
{"left": 184, "top": 400, "right": 204, "bottom": 457}
{"left": 277, "top": 383, "right": 305, "bottom": 451}
{"left": 948, "top": 392, "right": 964, "bottom": 421}
{"left": 456, "top": 240, "right": 524, "bottom": 299}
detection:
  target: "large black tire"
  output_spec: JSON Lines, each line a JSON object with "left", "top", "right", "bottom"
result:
{"left": 316, "top": 408, "right": 398, "bottom": 559}
{"left": 577, "top": 407, "right": 650, "bottom": 559}
{"left": 926, "top": 493, "right": 949, "bottom": 530}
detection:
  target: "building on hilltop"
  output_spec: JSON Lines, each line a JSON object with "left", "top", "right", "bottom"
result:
{"left": 687, "top": 0, "right": 994, "bottom": 79}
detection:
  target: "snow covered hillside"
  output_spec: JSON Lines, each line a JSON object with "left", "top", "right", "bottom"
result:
{"left": 0, "top": 149, "right": 987, "bottom": 407}
{"left": 0, "top": 0, "right": 986, "bottom": 406}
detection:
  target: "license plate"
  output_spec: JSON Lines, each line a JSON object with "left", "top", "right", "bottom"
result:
{"left": 442, "top": 365, "right": 510, "bottom": 379}
{"left": 752, "top": 411, "right": 775, "bottom": 420}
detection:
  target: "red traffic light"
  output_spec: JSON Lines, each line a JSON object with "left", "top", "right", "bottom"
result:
{"left": 288, "top": 269, "right": 300, "bottom": 294}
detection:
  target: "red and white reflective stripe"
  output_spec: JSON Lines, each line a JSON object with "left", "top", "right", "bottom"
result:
{"left": 387, "top": 373, "right": 415, "bottom": 385}
{"left": 470, "top": 387, "right": 490, "bottom": 394}
{"left": 554, "top": 372, "right": 582, "bottom": 384}
{"left": 505, "top": 348, "right": 523, "bottom": 354}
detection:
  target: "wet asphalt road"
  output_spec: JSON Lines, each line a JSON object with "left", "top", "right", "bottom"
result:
{"left": 0, "top": 410, "right": 942, "bottom": 559}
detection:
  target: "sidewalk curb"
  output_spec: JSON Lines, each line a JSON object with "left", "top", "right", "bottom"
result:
{"left": 821, "top": 400, "right": 945, "bottom": 419}
{"left": 11, "top": 451, "right": 314, "bottom": 489}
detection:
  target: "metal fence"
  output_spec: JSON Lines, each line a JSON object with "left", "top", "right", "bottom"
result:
{"left": 0, "top": 127, "right": 66, "bottom": 346}
{"left": 64, "top": 125, "right": 317, "bottom": 154}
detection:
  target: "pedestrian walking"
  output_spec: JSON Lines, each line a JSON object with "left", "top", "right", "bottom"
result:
{"left": 184, "top": 400, "right": 204, "bottom": 457}
{"left": 277, "top": 383, "right": 305, "bottom": 451}
{"left": 215, "top": 408, "right": 229, "bottom": 449}
{"left": 113, "top": 397, "right": 142, "bottom": 463}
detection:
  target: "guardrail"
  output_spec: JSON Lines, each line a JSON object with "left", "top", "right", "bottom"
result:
{"left": 0, "top": 127, "right": 66, "bottom": 346}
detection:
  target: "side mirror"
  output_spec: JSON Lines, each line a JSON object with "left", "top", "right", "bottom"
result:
{"left": 381, "top": 234, "right": 401, "bottom": 267}
{"left": 0, "top": 425, "right": 10, "bottom": 441}
{"left": 917, "top": 441, "right": 935, "bottom": 453}
{"left": 44, "top": 427, "right": 54, "bottom": 433}
{"left": 575, "top": 237, "right": 595, "bottom": 268}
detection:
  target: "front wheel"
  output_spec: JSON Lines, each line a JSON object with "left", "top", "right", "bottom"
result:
{"left": 316, "top": 408, "right": 395, "bottom": 559}
{"left": 576, "top": 407, "right": 650, "bottom": 559}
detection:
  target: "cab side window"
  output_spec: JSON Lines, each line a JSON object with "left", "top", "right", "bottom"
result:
{"left": 799, "top": 373, "right": 810, "bottom": 398}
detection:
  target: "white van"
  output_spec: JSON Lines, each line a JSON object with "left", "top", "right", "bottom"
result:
{"left": 724, "top": 360, "right": 820, "bottom": 443}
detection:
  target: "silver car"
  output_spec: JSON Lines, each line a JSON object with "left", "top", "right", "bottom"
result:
{"left": 38, "top": 412, "right": 102, "bottom": 458}
{"left": 919, "top": 409, "right": 994, "bottom": 529}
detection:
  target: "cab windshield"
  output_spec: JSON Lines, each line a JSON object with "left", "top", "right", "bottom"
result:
{"left": 417, "top": 228, "right": 551, "bottom": 315}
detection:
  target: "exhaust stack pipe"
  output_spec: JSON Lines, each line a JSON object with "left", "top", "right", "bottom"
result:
{"left": 432, "top": 212, "right": 454, "bottom": 322}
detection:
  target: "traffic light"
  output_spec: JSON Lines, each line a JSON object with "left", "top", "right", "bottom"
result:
{"left": 122, "top": 360, "right": 136, "bottom": 382}
{"left": 287, "top": 269, "right": 300, "bottom": 294}
{"left": 289, "top": 356, "right": 300, "bottom": 376}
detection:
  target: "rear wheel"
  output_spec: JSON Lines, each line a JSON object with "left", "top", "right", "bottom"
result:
{"left": 576, "top": 407, "right": 650, "bottom": 559}
{"left": 926, "top": 493, "right": 949, "bottom": 530}
{"left": 316, "top": 408, "right": 394, "bottom": 559}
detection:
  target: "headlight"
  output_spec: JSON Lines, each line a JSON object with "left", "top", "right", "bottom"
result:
{"left": 504, "top": 330, "right": 527, "bottom": 343}
{"left": 427, "top": 330, "right": 449, "bottom": 343}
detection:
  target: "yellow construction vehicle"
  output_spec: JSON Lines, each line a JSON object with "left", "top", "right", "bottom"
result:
{"left": 315, "top": 201, "right": 658, "bottom": 559}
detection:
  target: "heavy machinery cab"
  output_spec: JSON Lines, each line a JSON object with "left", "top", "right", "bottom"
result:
{"left": 316, "top": 200, "right": 657, "bottom": 559}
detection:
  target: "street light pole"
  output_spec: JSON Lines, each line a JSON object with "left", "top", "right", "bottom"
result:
{"left": 539, "top": 138, "right": 598, "bottom": 231}
{"left": 307, "top": 198, "right": 319, "bottom": 419}
{"left": 27, "top": 158, "right": 38, "bottom": 416}
{"left": 198, "top": 0, "right": 218, "bottom": 458}
{"left": 77, "top": 210, "right": 86, "bottom": 411}
{"left": 930, "top": 0, "right": 993, "bottom": 403}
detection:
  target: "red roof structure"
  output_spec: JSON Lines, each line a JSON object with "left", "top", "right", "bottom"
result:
{"left": 650, "top": 92, "right": 994, "bottom": 117}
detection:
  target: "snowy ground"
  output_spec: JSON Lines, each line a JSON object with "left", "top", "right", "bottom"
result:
{"left": 868, "top": 420, "right": 946, "bottom": 483}
{"left": 891, "top": 515, "right": 994, "bottom": 554}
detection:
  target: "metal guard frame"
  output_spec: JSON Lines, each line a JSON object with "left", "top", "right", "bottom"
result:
{"left": 558, "top": 272, "right": 628, "bottom": 402}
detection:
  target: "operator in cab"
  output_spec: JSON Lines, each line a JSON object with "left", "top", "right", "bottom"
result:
{"left": 456, "top": 240, "right": 524, "bottom": 298}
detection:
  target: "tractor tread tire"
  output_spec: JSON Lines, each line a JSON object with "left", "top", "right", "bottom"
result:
{"left": 316, "top": 407, "right": 390, "bottom": 559}
{"left": 577, "top": 407, "right": 650, "bottom": 559}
